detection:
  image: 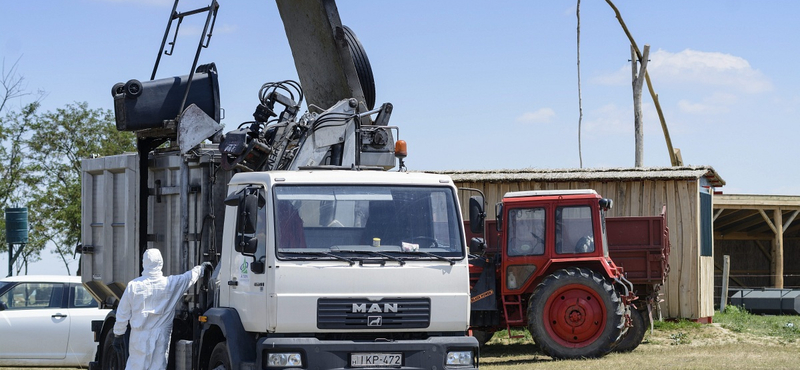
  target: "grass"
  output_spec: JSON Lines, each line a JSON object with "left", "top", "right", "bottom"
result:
{"left": 714, "top": 305, "right": 799, "bottom": 344}
{"left": 479, "top": 308, "right": 800, "bottom": 370}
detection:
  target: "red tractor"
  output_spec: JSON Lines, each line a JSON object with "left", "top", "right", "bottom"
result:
{"left": 466, "top": 189, "right": 669, "bottom": 359}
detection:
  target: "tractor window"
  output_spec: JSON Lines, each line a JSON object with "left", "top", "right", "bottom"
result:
{"left": 555, "top": 206, "right": 595, "bottom": 254}
{"left": 507, "top": 208, "right": 545, "bottom": 256}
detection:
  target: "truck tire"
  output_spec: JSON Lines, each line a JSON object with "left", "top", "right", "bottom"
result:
{"left": 527, "top": 267, "right": 624, "bottom": 359}
{"left": 614, "top": 308, "right": 648, "bottom": 352}
{"left": 471, "top": 329, "right": 494, "bottom": 348}
{"left": 208, "top": 342, "right": 231, "bottom": 370}
{"left": 342, "top": 25, "right": 376, "bottom": 110}
{"left": 101, "top": 329, "right": 125, "bottom": 370}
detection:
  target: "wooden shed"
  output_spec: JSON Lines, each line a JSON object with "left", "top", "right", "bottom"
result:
{"left": 432, "top": 166, "right": 725, "bottom": 321}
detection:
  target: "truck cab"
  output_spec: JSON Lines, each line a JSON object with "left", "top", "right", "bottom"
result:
{"left": 206, "top": 170, "right": 479, "bottom": 369}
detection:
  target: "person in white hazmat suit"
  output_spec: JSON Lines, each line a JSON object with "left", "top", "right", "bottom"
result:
{"left": 113, "top": 248, "right": 210, "bottom": 370}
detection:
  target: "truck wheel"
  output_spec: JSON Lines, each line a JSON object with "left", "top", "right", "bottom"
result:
{"left": 101, "top": 329, "right": 125, "bottom": 370}
{"left": 208, "top": 342, "right": 231, "bottom": 370}
{"left": 527, "top": 267, "right": 624, "bottom": 359}
{"left": 614, "top": 308, "right": 648, "bottom": 352}
{"left": 471, "top": 330, "right": 494, "bottom": 348}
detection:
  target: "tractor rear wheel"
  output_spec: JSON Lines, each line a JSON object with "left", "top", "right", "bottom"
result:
{"left": 527, "top": 267, "right": 624, "bottom": 359}
{"left": 614, "top": 307, "right": 648, "bottom": 352}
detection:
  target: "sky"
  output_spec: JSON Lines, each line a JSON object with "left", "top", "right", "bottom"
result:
{"left": 2, "top": 0, "right": 799, "bottom": 275}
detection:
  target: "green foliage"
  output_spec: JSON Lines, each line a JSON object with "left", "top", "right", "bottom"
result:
{"left": 652, "top": 318, "right": 702, "bottom": 331}
{"left": 668, "top": 332, "right": 689, "bottom": 345}
{"left": 1, "top": 101, "right": 135, "bottom": 273}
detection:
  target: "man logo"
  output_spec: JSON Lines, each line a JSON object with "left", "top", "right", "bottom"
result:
{"left": 368, "top": 316, "right": 383, "bottom": 327}
{"left": 352, "top": 303, "right": 398, "bottom": 313}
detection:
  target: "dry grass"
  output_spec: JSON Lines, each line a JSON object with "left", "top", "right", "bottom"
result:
{"left": 481, "top": 310, "right": 800, "bottom": 370}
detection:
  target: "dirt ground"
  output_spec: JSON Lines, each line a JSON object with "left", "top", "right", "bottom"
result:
{"left": 481, "top": 322, "right": 800, "bottom": 370}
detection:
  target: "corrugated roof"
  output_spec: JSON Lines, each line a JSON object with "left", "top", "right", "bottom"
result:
{"left": 427, "top": 165, "right": 725, "bottom": 187}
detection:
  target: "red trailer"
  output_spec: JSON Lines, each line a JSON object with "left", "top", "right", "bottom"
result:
{"left": 604, "top": 206, "right": 670, "bottom": 351}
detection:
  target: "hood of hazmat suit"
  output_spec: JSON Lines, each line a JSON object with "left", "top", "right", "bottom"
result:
{"left": 113, "top": 248, "right": 204, "bottom": 370}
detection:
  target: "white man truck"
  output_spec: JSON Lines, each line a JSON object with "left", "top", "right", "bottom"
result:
{"left": 80, "top": 2, "right": 478, "bottom": 368}
{"left": 82, "top": 150, "right": 478, "bottom": 370}
{"left": 83, "top": 65, "right": 477, "bottom": 370}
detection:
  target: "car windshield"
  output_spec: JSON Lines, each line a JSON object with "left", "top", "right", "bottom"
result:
{"left": 273, "top": 185, "right": 465, "bottom": 262}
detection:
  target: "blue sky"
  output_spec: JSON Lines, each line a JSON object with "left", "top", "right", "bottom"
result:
{"left": 2, "top": 1, "right": 799, "bottom": 274}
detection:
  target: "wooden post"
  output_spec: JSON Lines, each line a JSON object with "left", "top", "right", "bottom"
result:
{"left": 720, "top": 255, "right": 730, "bottom": 312}
{"left": 631, "top": 45, "right": 649, "bottom": 167}
{"left": 774, "top": 209, "right": 784, "bottom": 288}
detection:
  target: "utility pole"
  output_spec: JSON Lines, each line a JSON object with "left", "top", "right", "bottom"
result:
{"left": 631, "top": 44, "right": 649, "bottom": 167}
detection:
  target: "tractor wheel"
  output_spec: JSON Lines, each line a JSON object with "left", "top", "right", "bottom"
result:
{"left": 614, "top": 308, "right": 648, "bottom": 352}
{"left": 527, "top": 267, "right": 625, "bottom": 359}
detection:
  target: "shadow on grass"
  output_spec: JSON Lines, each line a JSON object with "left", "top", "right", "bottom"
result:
{"left": 480, "top": 343, "right": 553, "bottom": 365}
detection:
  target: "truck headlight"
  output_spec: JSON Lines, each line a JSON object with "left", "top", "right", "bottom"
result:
{"left": 445, "top": 350, "right": 473, "bottom": 366}
{"left": 266, "top": 353, "right": 303, "bottom": 367}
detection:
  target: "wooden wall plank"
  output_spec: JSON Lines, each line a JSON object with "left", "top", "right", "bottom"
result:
{"left": 631, "top": 181, "right": 642, "bottom": 216}
{"left": 643, "top": 180, "right": 653, "bottom": 216}
{"left": 677, "top": 180, "right": 697, "bottom": 318}
{"left": 664, "top": 180, "right": 680, "bottom": 317}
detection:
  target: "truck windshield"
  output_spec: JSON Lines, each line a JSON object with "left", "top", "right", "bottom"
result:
{"left": 274, "top": 185, "right": 465, "bottom": 262}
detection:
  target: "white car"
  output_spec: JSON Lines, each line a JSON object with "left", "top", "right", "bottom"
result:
{"left": 0, "top": 275, "right": 110, "bottom": 367}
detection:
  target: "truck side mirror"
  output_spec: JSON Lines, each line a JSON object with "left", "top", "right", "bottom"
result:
{"left": 469, "top": 237, "right": 486, "bottom": 254}
{"left": 469, "top": 195, "right": 485, "bottom": 234}
{"left": 241, "top": 193, "right": 259, "bottom": 234}
{"left": 243, "top": 234, "right": 262, "bottom": 256}
{"left": 495, "top": 202, "right": 503, "bottom": 232}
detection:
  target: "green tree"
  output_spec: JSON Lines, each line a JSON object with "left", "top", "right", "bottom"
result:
{"left": 24, "top": 102, "right": 135, "bottom": 274}
{"left": 1, "top": 58, "right": 46, "bottom": 275}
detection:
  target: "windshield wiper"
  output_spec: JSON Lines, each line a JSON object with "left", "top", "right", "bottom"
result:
{"left": 279, "top": 250, "right": 356, "bottom": 265}
{"left": 398, "top": 250, "right": 456, "bottom": 265}
{"left": 332, "top": 249, "right": 406, "bottom": 266}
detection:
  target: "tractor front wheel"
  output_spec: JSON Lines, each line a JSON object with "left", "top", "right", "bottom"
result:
{"left": 527, "top": 267, "right": 624, "bottom": 359}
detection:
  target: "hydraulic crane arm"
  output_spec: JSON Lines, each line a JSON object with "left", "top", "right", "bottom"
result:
{"left": 275, "top": 0, "right": 367, "bottom": 111}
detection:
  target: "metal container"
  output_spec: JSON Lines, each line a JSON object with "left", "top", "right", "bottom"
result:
{"left": 730, "top": 288, "right": 800, "bottom": 315}
{"left": 112, "top": 65, "right": 220, "bottom": 132}
{"left": 81, "top": 145, "right": 229, "bottom": 305}
{"left": 5, "top": 207, "right": 28, "bottom": 244}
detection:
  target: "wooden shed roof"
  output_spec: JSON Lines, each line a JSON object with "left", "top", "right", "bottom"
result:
{"left": 431, "top": 165, "right": 725, "bottom": 187}
{"left": 714, "top": 194, "right": 800, "bottom": 240}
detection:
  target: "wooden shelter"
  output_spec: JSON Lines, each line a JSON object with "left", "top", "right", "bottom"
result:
{"left": 432, "top": 166, "right": 725, "bottom": 321}
{"left": 713, "top": 195, "right": 800, "bottom": 296}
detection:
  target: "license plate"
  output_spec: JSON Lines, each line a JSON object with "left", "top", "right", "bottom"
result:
{"left": 350, "top": 353, "right": 402, "bottom": 367}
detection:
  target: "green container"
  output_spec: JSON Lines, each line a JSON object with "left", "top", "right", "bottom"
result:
{"left": 5, "top": 207, "right": 28, "bottom": 244}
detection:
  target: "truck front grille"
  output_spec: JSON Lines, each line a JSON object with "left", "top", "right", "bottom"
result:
{"left": 317, "top": 298, "right": 431, "bottom": 329}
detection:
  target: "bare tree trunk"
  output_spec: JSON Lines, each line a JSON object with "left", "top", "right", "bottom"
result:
{"left": 606, "top": 0, "right": 680, "bottom": 166}
{"left": 632, "top": 44, "right": 649, "bottom": 167}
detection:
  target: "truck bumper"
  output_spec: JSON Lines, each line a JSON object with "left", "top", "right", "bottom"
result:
{"left": 255, "top": 335, "right": 479, "bottom": 369}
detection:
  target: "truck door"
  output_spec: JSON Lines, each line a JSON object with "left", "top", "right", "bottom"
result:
{"left": 225, "top": 186, "right": 270, "bottom": 332}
